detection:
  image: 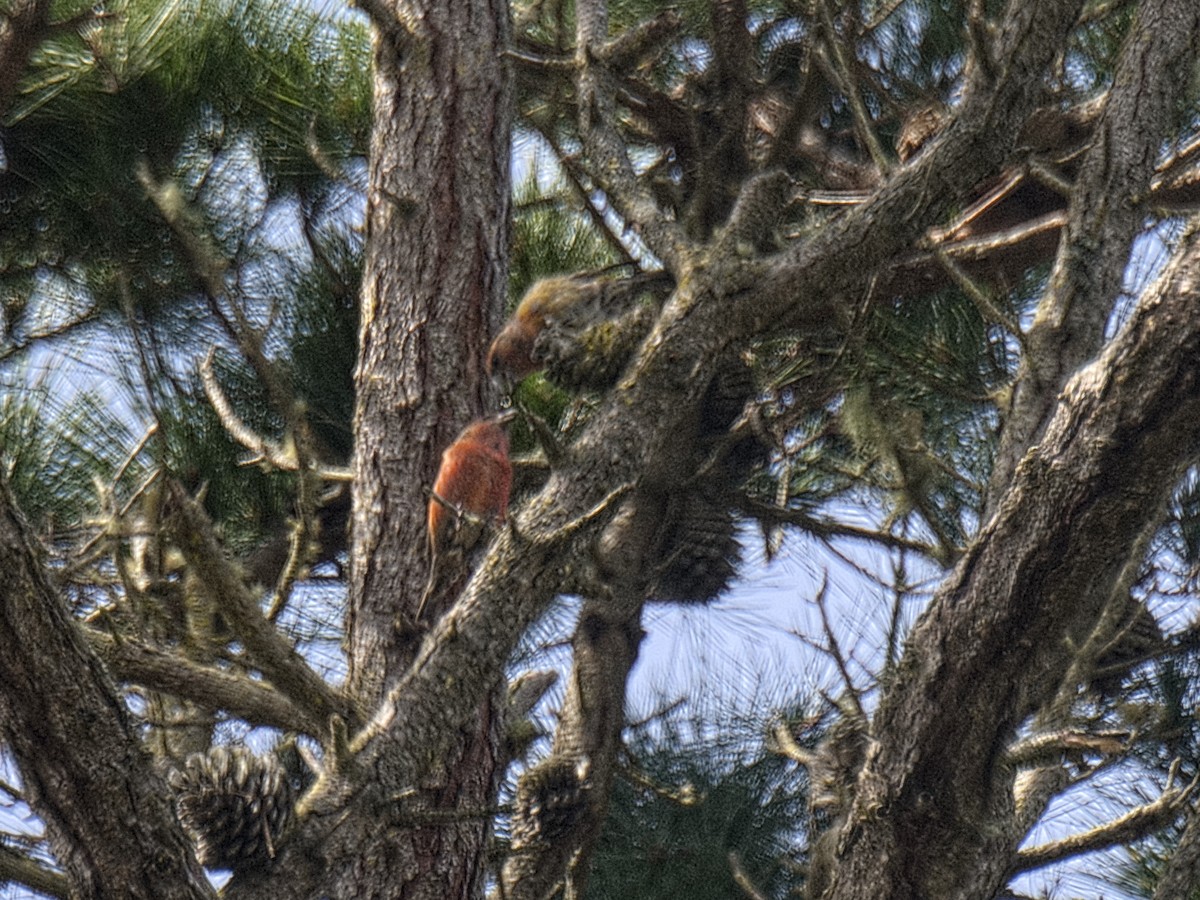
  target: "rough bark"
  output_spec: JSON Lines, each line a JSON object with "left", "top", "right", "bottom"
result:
{"left": 1152, "top": 801, "right": 1200, "bottom": 900}
{"left": 824, "top": 222, "right": 1200, "bottom": 899}
{"left": 987, "top": 0, "right": 1200, "bottom": 513}
{"left": 89, "top": 630, "right": 320, "bottom": 736}
{"left": 743, "top": 0, "right": 1094, "bottom": 337}
{"left": 499, "top": 595, "right": 643, "bottom": 899}
{"left": 309, "top": 0, "right": 513, "bottom": 897}
{"left": 0, "top": 842, "right": 68, "bottom": 899}
{"left": 240, "top": 0, "right": 1189, "bottom": 896}
{"left": 256, "top": 2, "right": 1094, "bottom": 898}
{"left": 0, "top": 481, "right": 213, "bottom": 900}
{"left": 351, "top": 2, "right": 1200, "bottom": 897}
{"left": 347, "top": 0, "right": 510, "bottom": 708}
{"left": 6, "top": 1, "right": 1200, "bottom": 898}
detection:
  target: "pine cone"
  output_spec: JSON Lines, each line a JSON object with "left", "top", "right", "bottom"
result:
{"left": 652, "top": 487, "right": 742, "bottom": 603}
{"left": 510, "top": 756, "right": 591, "bottom": 849}
{"left": 169, "top": 745, "right": 294, "bottom": 871}
{"left": 699, "top": 352, "right": 767, "bottom": 476}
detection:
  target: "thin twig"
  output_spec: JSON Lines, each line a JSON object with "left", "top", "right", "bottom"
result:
{"left": 543, "top": 130, "right": 642, "bottom": 269}
{"left": 625, "top": 695, "right": 686, "bottom": 730}
{"left": 812, "top": 574, "right": 866, "bottom": 720}
{"left": 137, "top": 161, "right": 302, "bottom": 434}
{"left": 200, "top": 348, "right": 351, "bottom": 482}
{"left": 111, "top": 422, "right": 158, "bottom": 487}
{"left": 619, "top": 754, "right": 699, "bottom": 806}
{"left": 741, "top": 497, "right": 940, "bottom": 556}
{"left": 266, "top": 423, "right": 327, "bottom": 622}
{"left": 1013, "top": 769, "right": 1199, "bottom": 874}
{"left": 768, "top": 717, "right": 819, "bottom": 767}
{"left": 168, "top": 482, "right": 359, "bottom": 730}
{"left": 932, "top": 246, "right": 1023, "bottom": 335}
{"left": 883, "top": 553, "right": 909, "bottom": 670}
{"left": 815, "top": 0, "right": 890, "bottom": 174}
{"left": 525, "top": 481, "right": 635, "bottom": 548}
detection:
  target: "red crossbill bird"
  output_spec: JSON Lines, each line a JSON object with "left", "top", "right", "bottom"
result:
{"left": 486, "top": 276, "right": 598, "bottom": 382}
{"left": 416, "top": 417, "right": 513, "bottom": 621}
{"left": 487, "top": 273, "right": 676, "bottom": 391}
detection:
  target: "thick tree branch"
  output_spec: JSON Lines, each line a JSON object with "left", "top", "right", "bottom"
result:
{"left": 1014, "top": 775, "right": 1195, "bottom": 874}
{"left": 1152, "top": 798, "right": 1200, "bottom": 900}
{"left": 245, "top": 3, "right": 1095, "bottom": 889}
{"left": 1006, "top": 765, "right": 1073, "bottom": 856}
{"left": 89, "top": 630, "right": 322, "bottom": 736}
{"left": 311, "top": 1, "right": 517, "bottom": 896}
{"left": 0, "top": 842, "right": 69, "bottom": 900}
{"left": 988, "top": 0, "right": 1200, "bottom": 512}
{"left": 500, "top": 594, "right": 643, "bottom": 899}
{"left": 594, "top": 9, "right": 681, "bottom": 69}
{"left": 233, "top": 516, "right": 586, "bottom": 900}
{"left": 827, "top": 216, "right": 1200, "bottom": 899}
{"left": 753, "top": 0, "right": 1090, "bottom": 336}
{"left": 789, "top": 112, "right": 1200, "bottom": 303}
{"left": 167, "top": 483, "right": 358, "bottom": 730}
{"left": 0, "top": 480, "right": 214, "bottom": 900}
{"left": 219, "top": 4, "right": 1200, "bottom": 898}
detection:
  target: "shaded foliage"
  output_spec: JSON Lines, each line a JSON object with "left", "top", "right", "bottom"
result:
{"left": 588, "top": 711, "right": 808, "bottom": 900}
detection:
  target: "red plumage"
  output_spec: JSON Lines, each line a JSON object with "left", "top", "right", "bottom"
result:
{"left": 417, "top": 418, "right": 513, "bottom": 621}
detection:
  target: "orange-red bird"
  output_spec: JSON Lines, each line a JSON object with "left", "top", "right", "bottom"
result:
{"left": 416, "top": 417, "right": 513, "bottom": 621}
{"left": 486, "top": 276, "right": 595, "bottom": 381}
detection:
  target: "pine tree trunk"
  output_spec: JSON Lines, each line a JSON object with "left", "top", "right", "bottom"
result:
{"left": 348, "top": 0, "right": 511, "bottom": 706}
{"left": 341, "top": 0, "right": 511, "bottom": 895}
